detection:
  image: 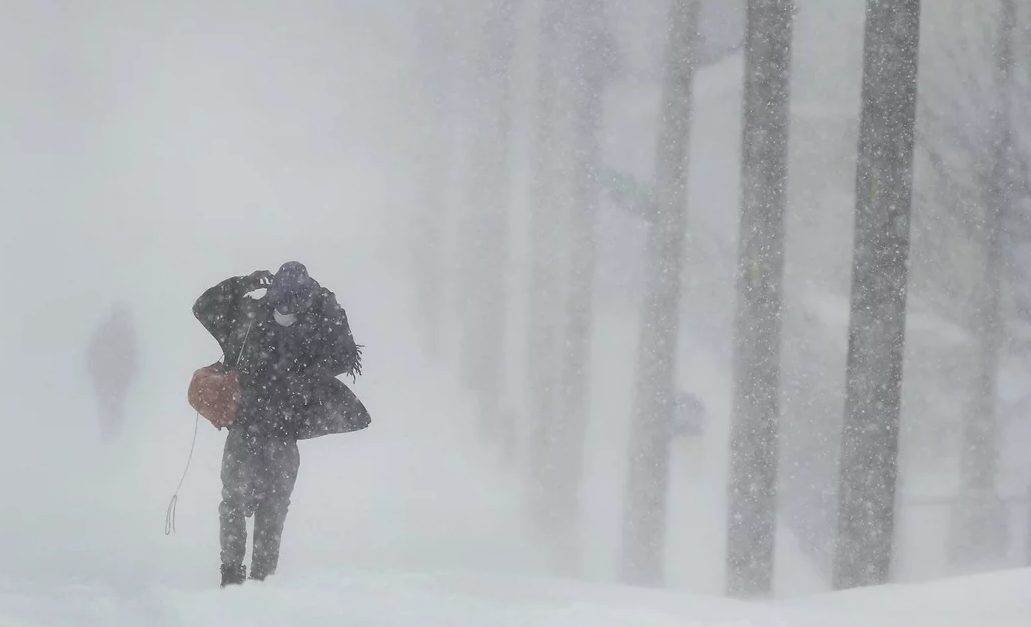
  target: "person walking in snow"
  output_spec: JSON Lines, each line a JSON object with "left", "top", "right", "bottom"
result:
{"left": 86, "top": 303, "right": 138, "bottom": 440}
{"left": 192, "top": 261, "right": 370, "bottom": 587}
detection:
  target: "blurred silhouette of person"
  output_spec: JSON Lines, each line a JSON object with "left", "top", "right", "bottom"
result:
{"left": 192, "top": 261, "right": 370, "bottom": 587}
{"left": 86, "top": 303, "right": 139, "bottom": 440}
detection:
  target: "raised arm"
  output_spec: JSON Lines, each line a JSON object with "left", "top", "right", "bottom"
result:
{"left": 193, "top": 276, "right": 249, "bottom": 348}
{"left": 193, "top": 271, "right": 272, "bottom": 346}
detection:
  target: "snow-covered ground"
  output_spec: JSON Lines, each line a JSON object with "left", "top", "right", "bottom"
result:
{"left": 2, "top": 554, "right": 1028, "bottom": 625}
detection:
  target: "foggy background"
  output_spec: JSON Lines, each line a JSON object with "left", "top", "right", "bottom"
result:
{"left": 0, "top": 0, "right": 1028, "bottom": 609}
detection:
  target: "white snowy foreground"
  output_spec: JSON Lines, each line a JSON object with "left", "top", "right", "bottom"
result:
{"left": 1, "top": 566, "right": 1028, "bottom": 626}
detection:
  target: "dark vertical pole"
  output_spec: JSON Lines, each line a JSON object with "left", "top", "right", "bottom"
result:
{"left": 833, "top": 0, "right": 921, "bottom": 591}
{"left": 725, "top": 0, "right": 795, "bottom": 598}
{"left": 620, "top": 0, "right": 697, "bottom": 587}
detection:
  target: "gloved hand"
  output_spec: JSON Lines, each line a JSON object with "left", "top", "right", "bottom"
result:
{"left": 243, "top": 270, "right": 273, "bottom": 291}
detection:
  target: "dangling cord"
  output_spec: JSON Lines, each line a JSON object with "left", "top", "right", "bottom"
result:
{"left": 165, "top": 411, "right": 200, "bottom": 535}
{"left": 165, "top": 321, "right": 253, "bottom": 536}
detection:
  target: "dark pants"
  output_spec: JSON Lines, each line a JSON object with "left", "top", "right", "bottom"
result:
{"left": 219, "top": 427, "right": 300, "bottom": 580}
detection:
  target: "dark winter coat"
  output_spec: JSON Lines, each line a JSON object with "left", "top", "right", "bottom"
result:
{"left": 193, "top": 275, "right": 371, "bottom": 440}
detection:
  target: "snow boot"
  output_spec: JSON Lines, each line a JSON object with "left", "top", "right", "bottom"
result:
{"left": 220, "top": 564, "right": 246, "bottom": 587}
{"left": 249, "top": 561, "right": 274, "bottom": 582}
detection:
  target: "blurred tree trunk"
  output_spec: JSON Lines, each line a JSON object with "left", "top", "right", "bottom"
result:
{"left": 527, "top": 0, "right": 566, "bottom": 528}
{"left": 833, "top": 0, "right": 920, "bottom": 591}
{"left": 412, "top": 3, "right": 453, "bottom": 356}
{"left": 454, "top": 3, "right": 484, "bottom": 378}
{"left": 461, "top": 0, "right": 519, "bottom": 437}
{"left": 548, "top": 0, "right": 612, "bottom": 572}
{"left": 725, "top": 0, "right": 794, "bottom": 598}
{"left": 954, "top": 0, "right": 1015, "bottom": 565}
{"left": 619, "top": 0, "right": 698, "bottom": 588}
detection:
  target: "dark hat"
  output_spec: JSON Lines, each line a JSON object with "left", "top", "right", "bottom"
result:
{"left": 268, "top": 261, "right": 318, "bottom": 315}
